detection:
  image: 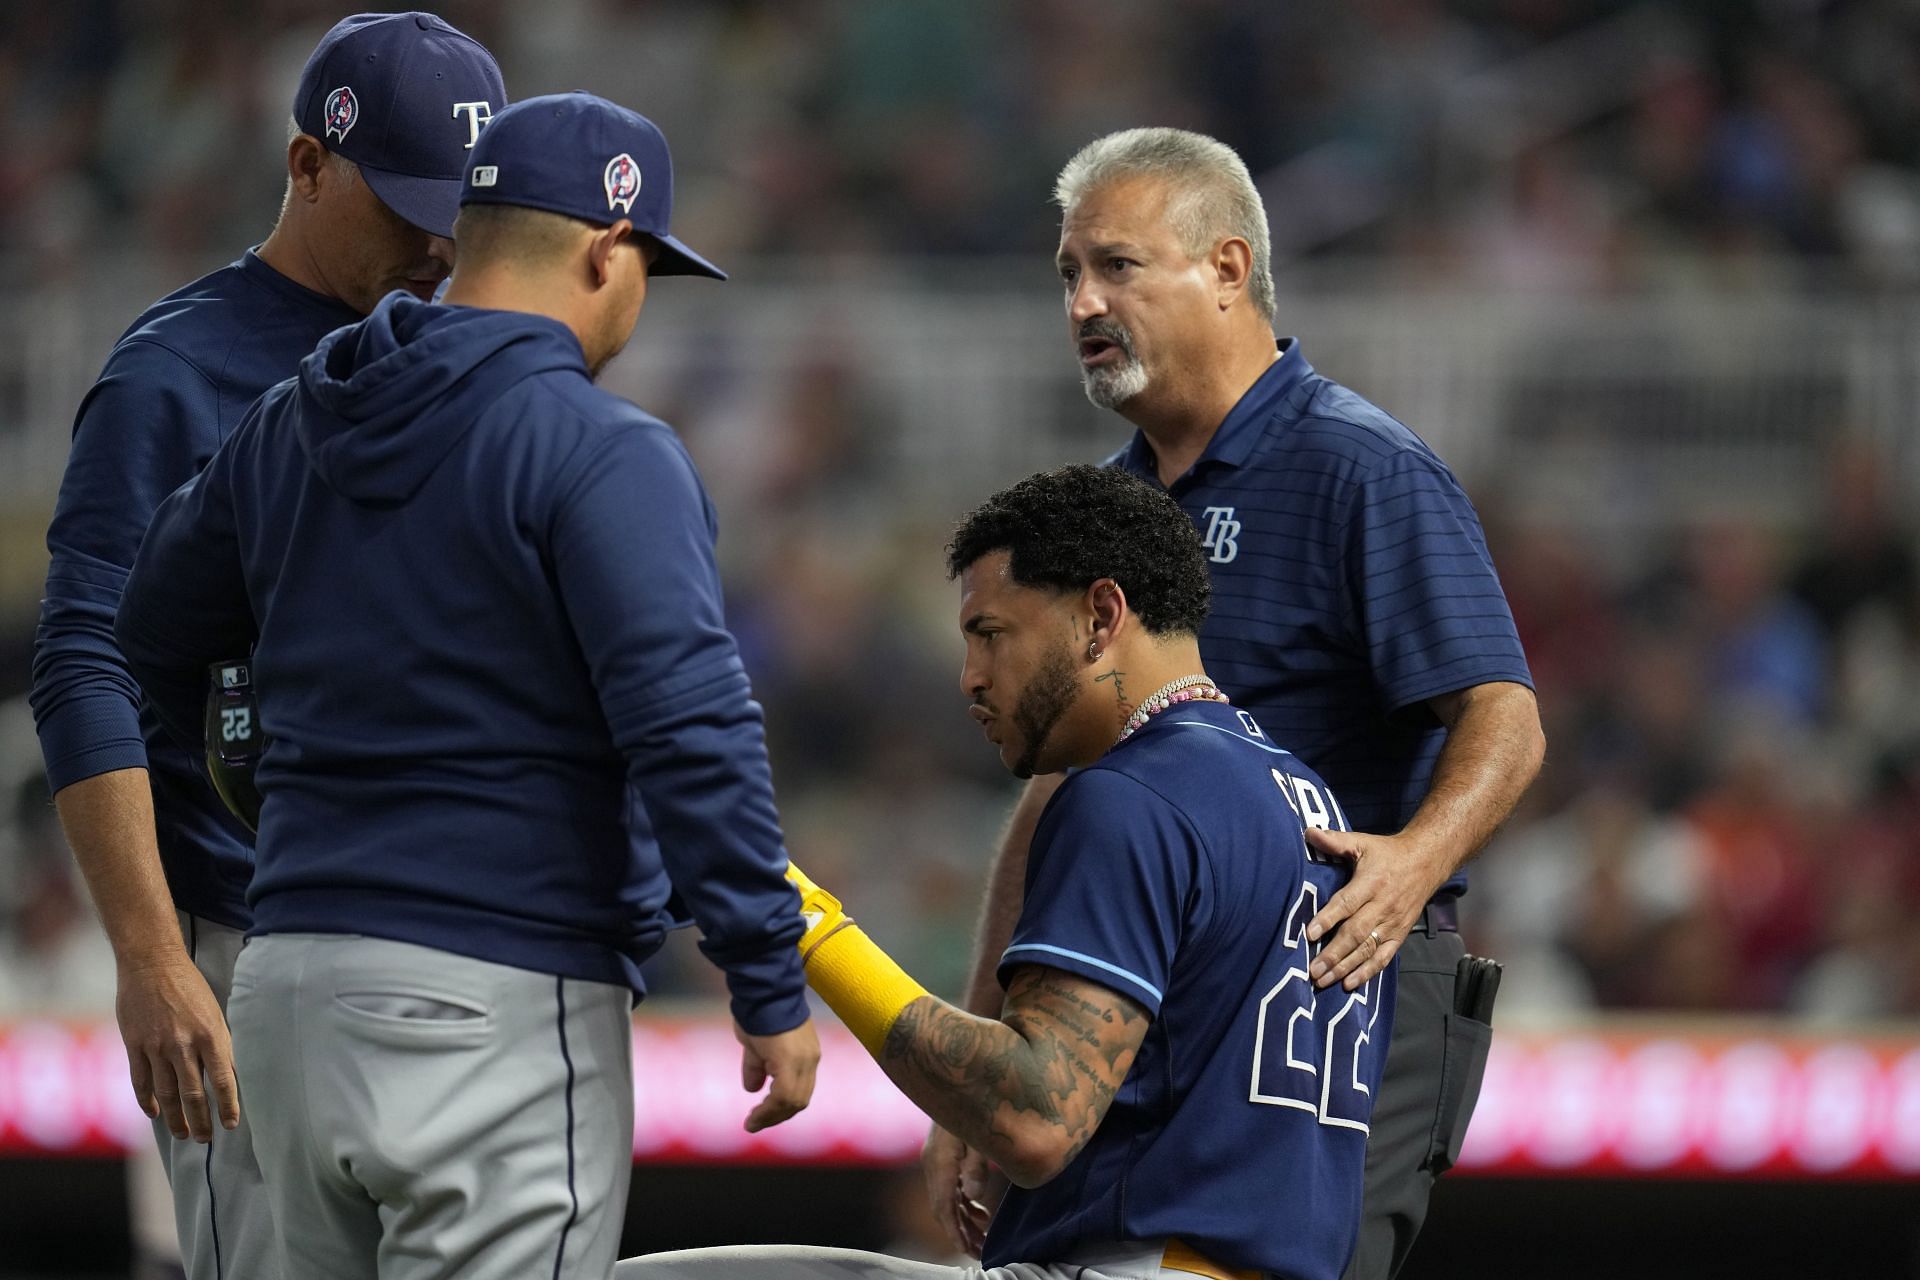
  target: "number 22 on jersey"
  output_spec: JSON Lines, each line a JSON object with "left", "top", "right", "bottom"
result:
{"left": 1249, "top": 765, "right": 1385, "bottom": 1132}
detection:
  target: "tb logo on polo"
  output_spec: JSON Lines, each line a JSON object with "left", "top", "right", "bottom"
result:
{"left": 452, "top": 101, "right": 493, "bottom": 149}
{"left": 1200, "top": 506, "right": 1241, "bottom": 564}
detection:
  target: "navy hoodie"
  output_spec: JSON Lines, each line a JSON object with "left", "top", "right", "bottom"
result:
{"left": 116, "top": 293, "right": 808, "bottom": 1033}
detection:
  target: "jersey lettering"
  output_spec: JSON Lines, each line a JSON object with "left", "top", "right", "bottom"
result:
{"left": 1271, "top": 767, "right": 1341, "bottom": 833}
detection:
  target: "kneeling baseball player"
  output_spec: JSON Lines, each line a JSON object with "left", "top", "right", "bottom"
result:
{"left": 619, "top": 465, "right": 1398, "bottom": 1280}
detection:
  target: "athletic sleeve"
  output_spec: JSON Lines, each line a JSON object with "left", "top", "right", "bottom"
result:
{"left": 1341, "top": 447, "right": 1534, "bottom": 714}
{"left": 997, "top": 769, "right": 1203, "bottom": 1016}
{"left": 114, "top": 426, "right": 255, "bottom": 757}
{"left": 549, "top": 423, "right": 808, "bottom": 1036}
{"left": 31, "top": 340, "right": 223, "bottom": 792}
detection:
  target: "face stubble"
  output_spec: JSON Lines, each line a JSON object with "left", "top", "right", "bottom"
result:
{"left": 1008, "top": 639, "right": 1083, "bottom": 779}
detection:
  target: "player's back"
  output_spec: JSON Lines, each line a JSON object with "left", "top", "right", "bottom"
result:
{"left": 987, "top": 696, "right": 1396, "bottom": 1280}
{"left": 211, "top": 290, "right": 748, "bottom": 992}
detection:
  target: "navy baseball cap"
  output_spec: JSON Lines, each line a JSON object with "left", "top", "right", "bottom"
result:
{"left": 460, "top": 92, "right": 725, "bottom": 280}
{"left": 293, "top": 12, "right": 506, "bottom": 239}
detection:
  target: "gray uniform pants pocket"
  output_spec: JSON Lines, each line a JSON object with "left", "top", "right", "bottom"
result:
{"left": 231, "top": 934, "right": 634, "bottom": 1280}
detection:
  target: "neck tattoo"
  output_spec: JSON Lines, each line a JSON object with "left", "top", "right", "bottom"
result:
{"left": 1113, "top": 674, "right": 1229, "bottom": 746}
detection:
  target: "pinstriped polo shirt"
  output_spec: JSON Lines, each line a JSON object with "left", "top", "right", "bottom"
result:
{"left": 1108, "top": 339, "right": 1533, "bottom": 895}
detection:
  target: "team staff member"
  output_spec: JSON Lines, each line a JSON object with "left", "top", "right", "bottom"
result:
{"left": 116, "top": 93, "right": 819, "bottom": 1280}
{"left": 28, "top": 13, "right": 503, "bottom": 1277}
{"left": 927, "top": 129, "right": 1545, "bottom": 1280}
{"left": 621, "top": 465, "right": 1394, "bottom": 1280}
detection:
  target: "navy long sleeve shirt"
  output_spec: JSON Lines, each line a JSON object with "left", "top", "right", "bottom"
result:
{"left": 116, "top": 293, "right": 808, "bottom": 1032}
{"left": 30, "top": 251, "right": 360, "bottom": 927}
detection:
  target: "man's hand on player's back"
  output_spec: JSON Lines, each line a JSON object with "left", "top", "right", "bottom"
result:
{"left": 735, "top": 1020, "right": 821, "bottom": 1133}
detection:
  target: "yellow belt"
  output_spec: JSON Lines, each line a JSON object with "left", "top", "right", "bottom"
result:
{"left": 1161, "top": 1239, "right": 1263, "bottom": 1280}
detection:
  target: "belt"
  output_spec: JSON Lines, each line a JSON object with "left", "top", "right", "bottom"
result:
{"left": 1419, "top": 894, "right": 1460, "bottom": 936}
{"left": 1161, "top": 1239, "right": 1263, "bottom": 1280}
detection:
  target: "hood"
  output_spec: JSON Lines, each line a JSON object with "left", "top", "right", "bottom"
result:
{"left": 295, "top": 293, "right": 586, "bottom": 503}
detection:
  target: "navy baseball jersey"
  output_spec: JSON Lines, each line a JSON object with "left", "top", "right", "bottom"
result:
{"left": 30, "top": 252, "right": 359, "bottom": 928}
{"left": 115, "top": 293, "right": 808, "bottom": 1032}
{"left": 1110, "top": 340, "right": 1532, "bottom": 895}
{"left": 988, "top": 698, "right": 1394, "bottom": 1280}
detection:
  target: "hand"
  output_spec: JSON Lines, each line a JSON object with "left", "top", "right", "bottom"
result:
{"left": 116, "top": 953, "right": 238, "bottom": 1143}
{"left": 1303, "top": 828, "right": 1450, "bottom": 991}
{"left": 921, "top": 1123, "right": 1006, "bottom": 1258}
{"left": 735, "top": 1019, "right": 820, "bottom": 1133}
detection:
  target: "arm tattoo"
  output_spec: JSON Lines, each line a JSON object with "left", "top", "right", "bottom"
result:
{"left": 880, "top": 967, "right": 1147, "bottom": 1181}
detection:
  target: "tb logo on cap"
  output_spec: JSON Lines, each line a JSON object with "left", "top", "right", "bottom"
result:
{"left": 604, "top": 153, "right": 642, "bottom": 215}
{"left": 324, "top": 86, "right": 359, "bottom": 143}
{"left": 452, "top": 101, "right": 492, "bottom": 150}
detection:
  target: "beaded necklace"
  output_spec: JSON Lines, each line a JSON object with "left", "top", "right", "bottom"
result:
{"left": 1113, "top": 674, "right": 1230, "bottom": 746}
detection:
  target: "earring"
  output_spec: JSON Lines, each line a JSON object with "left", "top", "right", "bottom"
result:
{"left": 1087, "top": 641, "right": 1101, "bottom": 662}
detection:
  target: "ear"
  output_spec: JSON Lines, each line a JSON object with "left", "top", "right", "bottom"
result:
{"left": 286, "top": 135, "right": 329, "bottom": 204}
{"left": 586, "top": 218, "right": 635, "bottom": 289}
{"left": 1085, "top": 577, "right": 1129, "bottom": 659}
{"left": 1214, "top": 236, "right": 1252, "bottom": 310}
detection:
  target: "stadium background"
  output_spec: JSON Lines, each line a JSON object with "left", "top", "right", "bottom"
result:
{"left": 2, "top": 0, "right": 1920, "bottom": 1274}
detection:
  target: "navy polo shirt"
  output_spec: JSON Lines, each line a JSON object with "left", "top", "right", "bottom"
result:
{"left": 1109, "top": 340, "right": 1533, "bottom": 896}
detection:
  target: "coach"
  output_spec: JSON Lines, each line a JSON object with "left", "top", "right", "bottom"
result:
{"left": 116, "top": 93, "right": 818, "bottom": 1279}
{"left": 926, "top": 128, "right": 1544, "bottom": 1279}
{"left": 28, "top": 14, "right": 503, "bottom": 1277}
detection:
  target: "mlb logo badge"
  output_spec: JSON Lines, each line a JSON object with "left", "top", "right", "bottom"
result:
{"left": 220, "top": 663, "right": 250, "bottom": 689}
{"left": 324, "top": 86, "right": 359, "bottom": 143}
{"left": 603, "top": 153, "right": 641, "bottom": 214}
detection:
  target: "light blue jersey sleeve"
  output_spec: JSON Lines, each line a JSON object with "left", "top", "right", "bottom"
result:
{"left": 997, "top": 768, "right": 1203, "bottom": 1016}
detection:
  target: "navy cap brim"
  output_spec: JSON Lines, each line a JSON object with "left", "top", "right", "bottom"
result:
{"left": 359, "top": 164, "right": 464, "bottom": 240}
{"left": 648, "top": 232, "right": 726, "bottom": 281}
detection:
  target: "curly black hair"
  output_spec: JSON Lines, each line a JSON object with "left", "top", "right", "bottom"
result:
{"left": 946, "top": 465, "right": 1211, "bottom": 636}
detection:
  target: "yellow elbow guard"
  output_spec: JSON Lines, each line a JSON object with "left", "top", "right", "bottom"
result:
{"left": 786, "top": 861, "right": 929, "bottom": 1056}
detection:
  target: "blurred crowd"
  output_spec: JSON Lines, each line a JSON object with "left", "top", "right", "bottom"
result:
{"left": 4, "top": 0, "right": 1920, "bottom": 1028}
{"left": 1476, "top": 438, "right": 1920, "bottom": 1020}
{"left": 7, "top": 0, "right": 1920, "bottom": 284}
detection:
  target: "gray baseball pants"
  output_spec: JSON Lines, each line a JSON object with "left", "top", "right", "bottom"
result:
{"left": 229, "top": 933, "right": 634, "bottom": 1280}
{"left": 617, "top": 1241, "right": 1241, "bottom": 1279}
{"left": 1341, "top": 926, "right": 1491, "bottom": 1280}
{"left": 154, "top": 910, "right": 282, "bottom": 1280}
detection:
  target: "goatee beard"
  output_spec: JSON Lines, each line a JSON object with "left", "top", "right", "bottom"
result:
{"left": 1077, "top": 318, "right": 1147, "bottom": 409}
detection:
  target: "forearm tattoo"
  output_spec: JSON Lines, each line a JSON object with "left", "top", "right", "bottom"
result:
{"left": 881, "top": 968, "right": 1146, "bottom": 1176}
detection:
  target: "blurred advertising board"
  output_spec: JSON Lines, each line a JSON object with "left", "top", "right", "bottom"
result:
{"left": 2, "top": 1018, "right": 1916, "bottom": 1178}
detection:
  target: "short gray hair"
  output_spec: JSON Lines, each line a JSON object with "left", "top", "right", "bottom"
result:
{"left": 276, "top": 116, "right": 358, "bottom": 222}
{"left": 1054, "top": 128, "right": 1274, "bottom": 320}
{"left": 286, "top": 115, "right": 359, "bottom": 177}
